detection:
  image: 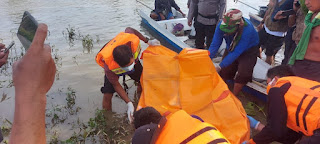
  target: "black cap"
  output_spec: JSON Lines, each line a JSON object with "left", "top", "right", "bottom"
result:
{"left": 132, "top": 123, "right": 158, "bottom": 144}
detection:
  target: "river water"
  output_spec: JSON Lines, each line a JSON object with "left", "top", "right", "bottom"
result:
{"left": 0, "top": 0, "right": 268, "bottom": 142}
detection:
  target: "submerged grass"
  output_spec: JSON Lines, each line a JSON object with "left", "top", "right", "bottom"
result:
{"left": 81, "top": 34, "right": 93, "bottom": 53}
{"left": 46, "top": 86, "right": 134, "bottom": 144}
{"left": 62, "top": 25, "right": 98, "bottom": 53}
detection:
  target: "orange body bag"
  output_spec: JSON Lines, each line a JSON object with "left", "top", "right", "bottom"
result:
{"left": 137, "top": 45, "right": 250, "bottom": 144}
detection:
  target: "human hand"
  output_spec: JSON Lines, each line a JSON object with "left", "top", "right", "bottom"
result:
{"left": 182, "top": 13, "right": 186, "bottom": 18}
{"left": 188, "top": 20, "right": 192, "bottom": 26}
{"left": 215, "top": 65, "right": 221, "bottom": 73}
{"left": 293, "top": 0, "right": 300, "bottom": 12}
{"left": 0, "top": 43, "right": 9, "bottom": 67}
{"left": 12, "top": 23, "right": 56, "bottom": 98}
{"left": 127, "top": 102, "right": 134, "bottom": 123}
{"left": 160, "top": 13, "right": 166, "bottom": 20}
{"left": 274, "top": 11, "right": 286, "bottom": 20}
{"left": 148, "top": 39, "right": 161, "bottom": 46}
{"left": 257, "top": 23, "right": 264, "bottom": 31}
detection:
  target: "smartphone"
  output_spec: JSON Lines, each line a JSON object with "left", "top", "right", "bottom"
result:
{"left": 17, "top": 11, "right": 38, "bottom": 51}
{"left": 281, "top": 9, "right": 295, "bottom": 16}
{"left": 4, "top": 41, "right": 15, "bottom": 53}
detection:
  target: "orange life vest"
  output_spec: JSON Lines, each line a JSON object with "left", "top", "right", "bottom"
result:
{"left": 154, "top": 110, "right": 230, "bottom": 144}
{"left": 271, "top": 76, "right": 320, "bottom": 136}
{"left": 95, "top": 32, "right": 141, "bottom": 75}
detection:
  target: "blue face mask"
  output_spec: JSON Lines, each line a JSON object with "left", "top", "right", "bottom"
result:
{"left": 121, "top": 61, "right": 135, "bottom": 72}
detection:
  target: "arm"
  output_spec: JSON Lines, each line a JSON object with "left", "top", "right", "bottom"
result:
{"left": 272, "top": 0, "right": 294, "bottom": 22}
{"left": 219, "top": 0, "right": 226, "bottom": 20}
{"left": 208, "top": 22, "right": 224, "bottom": 59}
{"left": 170, "top": 0, "right": 181, "bottom": 11}
{"left": 288, "top": 0, "right": 300, "bottom": 27}
{"left": 0, "top": 43, "right": 9, "bottom": 67}
{"left": 187, "top": 0, "right": 197, "bottom": 26}
{"left": 219, "top": 27, "right": 256, "bottom": 68}
{"left": 10, "top": 24, "right": 56, "bottom": 143}
{"left": 104, "top": 64, "right": 130, "bottom": 103}
{"left": 252, "top": 83, "right": 290, "bottom": 143}
{"left": 112, "top": 82, "right": 131, "bottom": 103}
{"left": 288, "top": 14, "right": 296, "bottom": 27}
{"left": 125, "top": 27, "right": 149, "bottom": 43}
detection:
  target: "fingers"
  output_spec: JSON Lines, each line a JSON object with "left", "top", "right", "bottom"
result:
{"left": 30, "top": 23, "right": 48, "bottom": 51}
{"left": 0, "top": 50, "right": 9, "bottom": 60}
{"left": 43, "top": 44, "right": 52, "bottom": 55}
{"left": 0, "top": 43, "right": 5, "bottom": 49}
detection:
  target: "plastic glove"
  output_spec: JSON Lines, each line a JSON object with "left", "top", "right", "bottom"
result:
{"left": 242, "top": 139, "right": 256, "bottom": 144}
{"left": 242, "top": 141, "right": 248, "bottom": 144}
{"left": 147, "top": 39, "right": 161, "bottom": 46}
{"left": 127, "top": 102, "right": 134, "bottom": 123}
{"left": 247, "top": 115, "right": 260, "bottom": 130}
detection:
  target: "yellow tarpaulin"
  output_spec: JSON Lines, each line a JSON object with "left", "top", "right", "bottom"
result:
{"left": 137, "top": 45, "right": 250, "bottom": 144}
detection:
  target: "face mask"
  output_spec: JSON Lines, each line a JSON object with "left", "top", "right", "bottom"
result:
{"left": 121, "top": 61, "right": 135, "bottom": 72}
{"left": 266, "top": 78, "right": 276, "bottom": 94}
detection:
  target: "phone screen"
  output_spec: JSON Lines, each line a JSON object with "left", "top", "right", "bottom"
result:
{"left": 17, "top": 11, "right": 38, "bottom": 51}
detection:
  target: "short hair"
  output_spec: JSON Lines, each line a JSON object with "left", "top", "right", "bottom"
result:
{"left": 267, "top": 65, "right": 295, "bottom": 79}
{"left": 112, "top": 43, "right": 133, "bottom": 67}
{"left": 133, "top": 107, "right": 162, "bottom": 129}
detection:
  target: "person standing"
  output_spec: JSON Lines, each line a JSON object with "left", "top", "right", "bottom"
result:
{"left": 282, "top": 0, "right": 306, "bottom": 65}
{"left": 289, "top": 0, "right": 320, "bottom": 82}
{"left": 208, "top": 9, "right": 259, "bottom": 96}
{"left": 258, "top": 0, "right": 293, "bottom": 65}
{"left": 187, "top": 0, "right": 226, "bottom": 49}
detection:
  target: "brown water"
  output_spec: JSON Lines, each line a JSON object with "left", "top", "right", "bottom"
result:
{"left": 0, "top": 0, "right": 268, "bottom": 142}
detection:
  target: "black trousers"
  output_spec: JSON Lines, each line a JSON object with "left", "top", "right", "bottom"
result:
{"left": 194, "top": 21, "right": 216, "bottom": 49}
{"left": 282, "top": 27, "right": 296, "bottom": 65}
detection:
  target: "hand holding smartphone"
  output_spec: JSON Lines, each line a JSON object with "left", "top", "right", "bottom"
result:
{"left": 17, "top": 11, "right": 38, "bottom": 51}
{"left": 281, "top": 9, "right": 296, "bottom": 17}
{"left": 4, "top": 41, "right": 15, "bottom": 53}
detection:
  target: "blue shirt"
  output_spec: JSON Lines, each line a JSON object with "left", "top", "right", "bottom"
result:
{"left": 208, "top": 18, "right": 259, "bottom": 68}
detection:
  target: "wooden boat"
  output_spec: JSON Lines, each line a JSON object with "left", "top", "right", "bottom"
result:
{"left": 139, "top": 10, "right": 269, "bottom": 102}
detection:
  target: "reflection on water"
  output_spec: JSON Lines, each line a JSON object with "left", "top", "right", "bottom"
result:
{"left": 0, "top": 0, "right": 269, "bottom": 142}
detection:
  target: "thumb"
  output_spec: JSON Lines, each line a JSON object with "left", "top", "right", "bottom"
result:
{"left": 29, "top": 23, "right": 48, "bottom": 52}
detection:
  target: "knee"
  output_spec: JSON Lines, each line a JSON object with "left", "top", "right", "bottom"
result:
{"left": 150, "top": 12, "right": 158, "bottom": 20}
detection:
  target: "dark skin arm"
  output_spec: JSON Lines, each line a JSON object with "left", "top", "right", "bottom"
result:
{"left": 288, "top": 0, "right": 299, "bottom": 27}
{"left": 112, "top": 81, "right": 131, "bottom": 103}
{"left": 125, "top": 27, "right": 149, "bottom": 43}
